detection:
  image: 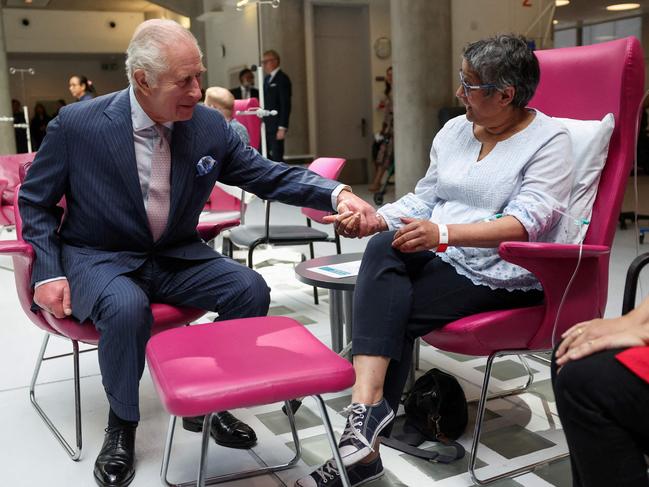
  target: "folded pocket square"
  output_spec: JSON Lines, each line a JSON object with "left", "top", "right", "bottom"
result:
{"left": 196, "top": 156, "right": 217, "bottom": 177}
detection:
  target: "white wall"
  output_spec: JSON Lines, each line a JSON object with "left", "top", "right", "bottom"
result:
{"left": 452, "top": 0, "right": 554, "bottom": 94}
{"left": 8, "top": 54, "right": 128, "bottom": 115}
{"left": 2, "top": 9, "right": 144, "bottom": 53}
{"left": 203, "top": 6, "right": 260, "bottom": 90}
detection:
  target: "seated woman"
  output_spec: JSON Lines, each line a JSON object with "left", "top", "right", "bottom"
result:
{"left": 553, "top": 299, "right": 649, "bottom": 487}
{"left": 296, "top": 34, "right": 574, "bottom": 487}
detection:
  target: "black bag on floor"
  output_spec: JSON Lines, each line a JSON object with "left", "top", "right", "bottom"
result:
{"left": 381, "top": 368, "right": 468, "bottom": 463}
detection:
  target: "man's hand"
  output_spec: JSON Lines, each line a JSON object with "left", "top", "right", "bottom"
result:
{"left": 392, "top": 217, "right": 438, "bottom": 252}
{"left": 555, "top": 315, "right": 649, "bottom": 368}
{"left": 276, "top": 128, "right": 287, "bottom": 141}
{"left": 323, "top": 190, "right": 385, "bottom": 237}
{"left": 34, "top": 279, "right": 72, "bottom": 319}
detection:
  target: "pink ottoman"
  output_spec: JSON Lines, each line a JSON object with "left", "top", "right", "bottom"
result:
{"left": 146, "top": 316, "right": 355, "bottom": 486}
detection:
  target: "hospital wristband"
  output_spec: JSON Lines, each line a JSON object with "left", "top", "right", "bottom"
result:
{"left": 436, "top": 223, "right": 449, "bottom": 253}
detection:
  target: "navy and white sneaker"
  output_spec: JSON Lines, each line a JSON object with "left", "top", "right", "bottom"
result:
{"left": 338, "top": 398, "right": 394, "bottom": 466}
{"left": 294, "top": 456, "right": 384, "bottom": 487}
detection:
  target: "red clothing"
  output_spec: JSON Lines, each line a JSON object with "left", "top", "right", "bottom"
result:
{"left": 616, "top": 346, "right": 649, "bottom": 383}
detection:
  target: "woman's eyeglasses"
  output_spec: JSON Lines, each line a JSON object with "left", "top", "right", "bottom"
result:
{"left": 458, "top": 70, "right": 499, "bottom": 98}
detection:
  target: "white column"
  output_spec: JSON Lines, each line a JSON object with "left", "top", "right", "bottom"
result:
{"left": 391, "top": 0, "right": 452, "bottom": 197}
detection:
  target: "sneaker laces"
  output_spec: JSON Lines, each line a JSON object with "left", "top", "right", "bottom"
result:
{"left": 340, "top": 403, "right": 373, "bottom": 450}
{"left": 313, "top": 459, "right": 339, "bottom": 482}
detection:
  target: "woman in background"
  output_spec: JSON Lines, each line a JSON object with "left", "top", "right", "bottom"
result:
{"left": 69, "top": 75, "right": 95, "bottom": 102}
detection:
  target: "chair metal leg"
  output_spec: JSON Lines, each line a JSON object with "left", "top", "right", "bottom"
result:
{"left": 313, "top": 395, "right": 351, "bottom": 487}
{"left": 161, "top": 400, "right": 301, "bottom": 486}
{"left": 485, "top": 353, "right": 535, "bottom": 401}
{"left": 469, "top": 350, "right": 568, "bottom": 485}
{"left": 29, "top": 333, "right": 83, "bottom": 461}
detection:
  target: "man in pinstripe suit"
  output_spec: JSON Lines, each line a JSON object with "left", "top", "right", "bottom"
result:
{"left": 19, "top": 19, "right": 375, "bottom": 487}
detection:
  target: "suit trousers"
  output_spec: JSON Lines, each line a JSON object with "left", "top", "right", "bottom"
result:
{"left": 352, "top": 231, "right": 544, "bottom": 433}
{"left": 90, "top": 254, "right": 271, "bottom": 422}
{"left": 552, "top": 348, "right": 649, "bottom": 487}
{"left": 265, "top": 125, "right": 285, "bottom": 162}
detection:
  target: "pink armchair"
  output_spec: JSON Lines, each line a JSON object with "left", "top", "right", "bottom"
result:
{"left": 1, "top": 185, "right": 238, "bottom": 461}
{"left": 422, "top": 37, "right": 644, "bottom": 484}
{"left": 0, "top": 152, "right": 36, "bottom": 227}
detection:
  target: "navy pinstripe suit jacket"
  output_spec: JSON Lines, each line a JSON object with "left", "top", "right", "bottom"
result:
{"left": 19, "top": 88, "right": 338, "bottom": 322}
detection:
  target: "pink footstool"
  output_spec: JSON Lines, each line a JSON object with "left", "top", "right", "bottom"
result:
{"left": 146, "top": 316, "right": 356, "bottom": 487}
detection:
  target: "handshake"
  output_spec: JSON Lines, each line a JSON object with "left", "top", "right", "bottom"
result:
{"left": 323, "top": 189, "right": 387, "bottom": 238}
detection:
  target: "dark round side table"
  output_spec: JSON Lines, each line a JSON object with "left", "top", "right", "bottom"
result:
{"left": 294, "top": 252, "right": 363, "bottom": 353}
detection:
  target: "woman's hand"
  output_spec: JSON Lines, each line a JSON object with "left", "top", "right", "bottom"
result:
{"left": 392, "top": 217, "right": 439, "bottom": 252}
{"left": 555, "top": 314, "right": 649, "bottom": 368}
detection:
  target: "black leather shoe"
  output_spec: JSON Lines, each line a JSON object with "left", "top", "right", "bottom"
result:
{"left": 182, "top": 411, "right": 257, "bottom": 449}
{"left": 93, "top": 425, "right": 136, "bottom": 487}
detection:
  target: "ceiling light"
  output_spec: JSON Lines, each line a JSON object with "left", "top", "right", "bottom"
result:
{"left": 236, "top": 0, "right": 249, "bottom": 9}
{"left": 606, "top": 3, "right": 641, "bottom": 10}
{"left": 553, "top": 19, "right": 559, "bottom": 24}
{"left": 555, "top": 0, "right": 570, "bottom": 6}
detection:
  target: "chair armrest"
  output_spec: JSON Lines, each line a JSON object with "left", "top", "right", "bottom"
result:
{"left": 197, "top": 219, "right": 240, "bottom": 242}
{"left": 499, "top": 241, "right": 610, "bottom": 291}
{"left": 0, "top": 240, "right": 34, "bottom": 257}
{"left": 622, "top": 252, "right": 649, "bottom": 314}
{"left": 498, "top": 241, "right": 611, "bottom": 348}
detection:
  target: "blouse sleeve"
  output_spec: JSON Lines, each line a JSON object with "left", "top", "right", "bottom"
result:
{"left": 377, "top": 138, "right": 441, "bottom": 230}
{"left": 502, "top": 131, "right": 573, "bottom": 241}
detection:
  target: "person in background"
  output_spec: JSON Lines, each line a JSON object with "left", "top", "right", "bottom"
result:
{"left": 12, "top": 99, "right": 28, "bottom": 153}
{"left": 297, "top": 34, "right": 574, "bottom": 487}
{"left": 230, "top": 68, "right": 259, "bottom": 100}
{"left": 205, "top": 86, "right": 250, "bottom": 146}
{"left": 69, "top": 74, "right": 96, "bottom": 102}
{"left": 262, "top": 49, "right": 291, "bottom": 162}
{"left": 30, "top": 103, "right": 51, "bottom": 151}
{"left": 368, "top": 66, "right": 394, "bottom": 192}
{"left": 553, "top": 297, "right": 649, "bottom": 487}
{"left": 53, "top": 99, "right": 66, "bottom": 117}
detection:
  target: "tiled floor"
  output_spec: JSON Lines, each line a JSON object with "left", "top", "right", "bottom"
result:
{"left": 0, "top": 186, "right": 646, "bottom": 486}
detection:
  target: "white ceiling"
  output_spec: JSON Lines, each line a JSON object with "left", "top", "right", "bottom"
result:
{"left": 554, "top": 0, "right": 649, "bottom": 26}
{"left": 2, "top": 0, "right": 648, "bottom": 27}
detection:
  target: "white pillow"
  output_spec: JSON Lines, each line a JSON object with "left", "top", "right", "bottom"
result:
{"left": 547, "top": 113, "right": 615, "bottom": 244}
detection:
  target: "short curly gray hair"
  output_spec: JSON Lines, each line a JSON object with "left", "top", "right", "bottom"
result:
{"left": 462, "top": 34, "right": 539, "bottom": 108}
{"left": 125, "top": 19, "right": 203, "bottom": 87}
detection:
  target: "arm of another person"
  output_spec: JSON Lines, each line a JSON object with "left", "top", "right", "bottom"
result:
{"left": 393, "top": 131, "right": 573, "bottom": 252}
{"left": 18, "top": 115, "right": 72, "bottom": 318}
{"left": 556, "top": 296, "right": 649, "bottom": 366}
{"left": 218, "top": 120, "right": 374, "bottom": 223}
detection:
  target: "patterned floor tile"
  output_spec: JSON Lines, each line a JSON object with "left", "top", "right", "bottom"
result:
{"left": 438, "top": 350, "right": 481, "bottom": 362}
{"left": 480, "top": 424, "right": 556, "bottom": 459}
{"left": 533, "top": 457, "right": 572, "bottom": 487}
{"left": 268, "top": 305, "right": 295, "bottom": 316}
{"left": 292, "top": 314, "right": 317, "bottom": 325}
{"left": 324, "top": 394, "right": 352, "bottom": 415}
{"left": 285, "top": 433, "right": 341, "bottom": 467}
{"left": 475, "top": 360, "right": 539, "bottom": 382}
{"left": 527, "top": 378, "right": 556, "bottom": 403}
{"left": 257, "top": 407, "right": 323, "bottom": 436}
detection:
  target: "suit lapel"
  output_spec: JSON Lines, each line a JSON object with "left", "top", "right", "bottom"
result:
{"left": 165, "top": 120, "right": 196, "bottom": 237}
{"left": 103, "top": 89, "right": 148, "bottom": 225}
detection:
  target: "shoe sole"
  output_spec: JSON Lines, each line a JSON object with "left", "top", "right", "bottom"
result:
{"left": 183, "top": 419, "right": 257, "bottom": 449}
{"left": 94, "top": 469, "right": 135, "bottom": 487}
{"left": 294, "top": 467, "right": 384, "bottom": 487}
{"left": 354, "top": 469, "right": 384, "bottom": 486}
{"left": 340, "top": 410, "right": 395, "bottom": 467}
